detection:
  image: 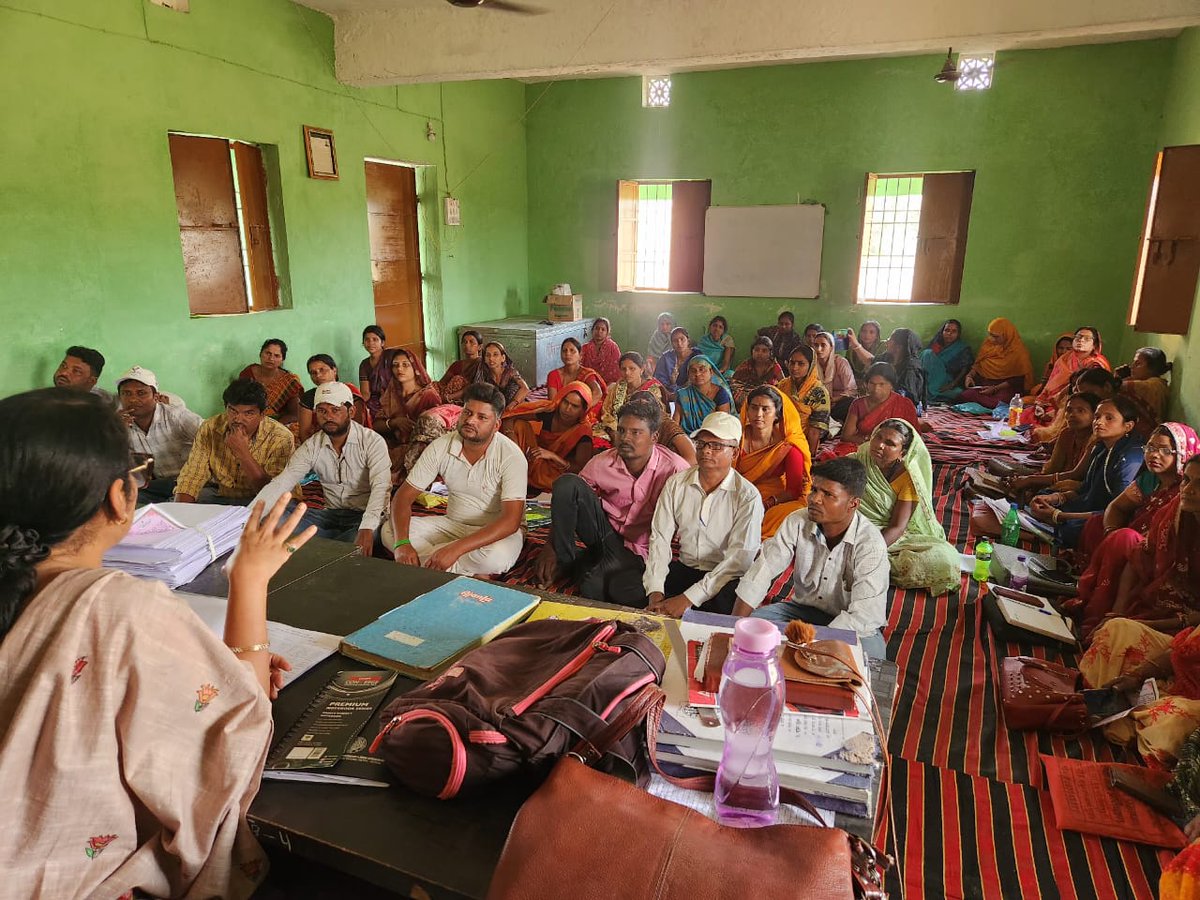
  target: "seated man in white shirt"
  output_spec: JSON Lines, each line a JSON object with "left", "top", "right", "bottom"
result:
{"left": 384, "top": 382, "right": 527, "bottom": 576}
{"left": 252, "top": 382, "right": 391, "bottom": 557}
{"left": 733, "top": 457, "right": 890, "bottom": 660}
{"left": 644, "top": 411, "right": 764, "bottom": 617}
{"left": 117, "top": 366, "right": 203, "bottom": 504}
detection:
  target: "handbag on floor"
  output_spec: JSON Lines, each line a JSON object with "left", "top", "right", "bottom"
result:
{"left": 370, "top": 617, "right": 666, "bottom": 798}
{"left": 1000, "top": 656, "right": 1088, "bottom": 732}
{"left": 486, "top": 684, "right": 892, "bottom": 900}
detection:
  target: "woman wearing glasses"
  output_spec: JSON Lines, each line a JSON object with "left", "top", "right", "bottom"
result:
{"left": 0, "top": 388, "right": 314, "bottom": 898}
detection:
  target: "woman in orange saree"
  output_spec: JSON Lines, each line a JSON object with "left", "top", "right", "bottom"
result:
{"left": 502, "top": 380, "right": 596, "bottom": 493}
{"left": 736, "top": 385, "right": 812, "bottom": 538}
{"left": 1025, "top": 326, "right": 1110, "bottom": 425}
{"left": 956, "top": 317, "right": 1035, "bottom": 410}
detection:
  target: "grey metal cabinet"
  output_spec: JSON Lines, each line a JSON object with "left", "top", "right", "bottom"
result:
{"left": 458, "top": 316, "right": 597, "bottom": 388}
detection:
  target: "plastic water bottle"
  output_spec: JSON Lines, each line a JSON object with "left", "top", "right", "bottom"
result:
{"left": 1000, "top": 503, "right": 1021, "bottom": 547}
{"left": 1007, "top": 394, "right": 1024, "bottom": 429}
{"left": 973, "top": 538, "right": 993, "bottom": 582}
{"left": 1011, "top": 555, "right": 1029, "bottom": 591}
{"left": 714, "top": 619, "right": 785, "bottom": 828}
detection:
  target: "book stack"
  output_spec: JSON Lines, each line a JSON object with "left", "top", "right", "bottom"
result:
{"left": 656, "top": 615, "right": 883, "bottom": 829}
{"left": 103, "top": 503, "right": 251, "bottom": 588}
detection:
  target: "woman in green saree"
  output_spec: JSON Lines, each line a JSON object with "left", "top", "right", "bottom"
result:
{"left": 855, "top": 418, "right": 962, "bottom": 594}
{"left": 921, "top": 319, "right": 974, "bottom": 404}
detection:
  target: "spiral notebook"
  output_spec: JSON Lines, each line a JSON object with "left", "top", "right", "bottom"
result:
{"left": 263, "top": 669, "right": 398, "bottom": 787}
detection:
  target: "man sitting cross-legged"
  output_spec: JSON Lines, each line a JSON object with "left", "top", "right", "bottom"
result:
{"left": 644, "top": 411, "right": 764, "bottom": 617}
{"left": 252, "top": 382, "right": 391, "bottom": 557}
{"left": 384, "top": 382, "right": 527, "bottom": 576}
{"left": 533, "top": 397, "right": 688, "bottom": 606}
{"left": 734, "top": 457, "right": 890, "bottom": 660}
{"left": 174, "top": 379, "right": 294, "bottom": 505}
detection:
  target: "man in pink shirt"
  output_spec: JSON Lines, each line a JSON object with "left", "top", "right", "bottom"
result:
{"left": 534, "top": 396, "right": 688, "bottom": 606}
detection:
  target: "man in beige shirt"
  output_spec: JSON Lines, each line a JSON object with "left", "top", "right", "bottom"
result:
{"left": 644, "top": 411, "right": 764, "bottom": 617}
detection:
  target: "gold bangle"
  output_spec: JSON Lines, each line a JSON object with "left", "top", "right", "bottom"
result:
{"left": 228, "top": 642, "right": 271, "bottom": 654}
{"left": 1052, "top": 509, "right": 1061, "bottom": 524}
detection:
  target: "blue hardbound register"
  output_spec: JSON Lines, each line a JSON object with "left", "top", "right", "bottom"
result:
{"left": 339, "top": 576, "right": 540, "bottom": 678}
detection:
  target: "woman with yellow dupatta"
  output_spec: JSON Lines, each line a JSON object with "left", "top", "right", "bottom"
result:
{"left": 956, "top": 317, "right": 1035, "bottom": 410}
{"left": 737, "top": 385, "right": 812, "bottom": 538}
{"left": 501, "top": 380, "right": 596, "bottom": 493}
{"left": 855, "top": 418, "right": 962, "bottom": 594}
{"left": 776, "top": 343, "right": 831, "bottom": 452}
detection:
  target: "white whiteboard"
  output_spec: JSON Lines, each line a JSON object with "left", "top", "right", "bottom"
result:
{"left": 702, "top": 204, "right": 825, "bottom": 298}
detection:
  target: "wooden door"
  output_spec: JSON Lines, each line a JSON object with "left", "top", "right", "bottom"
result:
{"left": 365, "top": 162, "right": 425, "bottom": 363}
{"left": 1129, "top": 145, "right": 1200, "bottom": 334}
{"left": 168, "top": 134, "right": 248, "bottom": 315}
{"left": 911, "top": 171, "right": 974, "bottom": 304}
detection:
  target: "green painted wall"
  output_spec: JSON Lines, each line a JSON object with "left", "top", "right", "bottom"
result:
{"left": 1, "top": 0, "right": 527, "bottom": 414}
{"left": 525, "top": 42, "right": 1172, "bottom": 379}
{"left": 1121, "top": 27, "right": 1200, "bottom": 425}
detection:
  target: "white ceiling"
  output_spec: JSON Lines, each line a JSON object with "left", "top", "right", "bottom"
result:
{"left": 295, "top": 0, "right": 1200, "bottom": 86}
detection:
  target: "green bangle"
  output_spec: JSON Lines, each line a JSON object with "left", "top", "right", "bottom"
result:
{"left": 392, "top": 538, "right": 411, "bottom": 549}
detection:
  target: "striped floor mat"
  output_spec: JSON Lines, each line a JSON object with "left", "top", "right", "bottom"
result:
{"left": 429, "top": 409, "right": 1172, "bottom": 898}
{"left": 878, "top": 422, "right": 1172, "bottom": 898}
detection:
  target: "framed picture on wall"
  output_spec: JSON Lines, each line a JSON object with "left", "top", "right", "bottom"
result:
{"left": 303, "top": 125, "right": 338, "bottom": 180}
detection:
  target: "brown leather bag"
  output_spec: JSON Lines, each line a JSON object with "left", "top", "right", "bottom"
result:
{"left": 1000, "top": 656, "right": 1088, "bottom": 732}
{"left": 486, "top": 685, "right": 891, "bottom": 900}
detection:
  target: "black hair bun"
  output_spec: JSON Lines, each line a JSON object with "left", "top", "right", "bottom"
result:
{"left": 0, "top": 525, "right": 50, "bottom": 572}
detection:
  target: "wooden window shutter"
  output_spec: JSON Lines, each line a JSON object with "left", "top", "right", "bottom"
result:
{"left": 168, "top": 134, "right": 248, "bottom": 315}
{"left": 1129, "top": 145, "right": 1200, "bottom": 335}
{"left": 616, "top": 180, "right": 639, "bottom": 291}
{"left": 911, "top": 171, "right": 975, "bottom": 304}
{"left": 232, "top": 142, "right": 279, "bottom": 311}
{"left": 668, "top": 180, "right": 711, "bottom": 293}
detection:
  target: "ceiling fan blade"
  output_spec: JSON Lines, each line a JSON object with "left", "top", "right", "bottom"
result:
{"left": 482, "top": 0, "right": 546, "bottom": 14}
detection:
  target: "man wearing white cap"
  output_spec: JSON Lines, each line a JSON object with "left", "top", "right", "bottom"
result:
{"left": 644, "top": 411, "right": 764, "bottom": 617}
{"left": 117, "top": 366, "right": 203, "bottom": 503}
{"left": 252, "top": 382, "right": 391, "bottom": 557}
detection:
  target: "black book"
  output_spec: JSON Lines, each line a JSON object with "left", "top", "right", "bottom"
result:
{"left": 264, "top": 669, "right": 398, "bottom": 787}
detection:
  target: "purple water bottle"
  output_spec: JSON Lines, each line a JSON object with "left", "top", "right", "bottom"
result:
{"left": 714, "top": 619, "right": 785, "bottom": 827}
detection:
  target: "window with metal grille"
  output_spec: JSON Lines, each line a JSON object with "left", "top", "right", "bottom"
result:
{"left": 616, "top": 179, "right": 711, "bottom": 293}
{"left": 854, "top": 171, "right": 975, "bottom": 305}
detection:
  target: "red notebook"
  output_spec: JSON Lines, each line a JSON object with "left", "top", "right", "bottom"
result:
{"left": 1040, "top": 755, "right": 1187, "bottom": 849}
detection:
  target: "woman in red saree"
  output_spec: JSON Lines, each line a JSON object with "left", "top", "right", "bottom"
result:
{"left": 580, "top": 317, "right": 622, "bottom": 385}
{"left": 502, "top": 380, "right": 596, "bottom": 493}
{"left": 437, "top": 330, "right": 482, "bottom": 404}
{"left": 375, "top": 349, "right": 443, "bottom": 480}
{"left": 820, "top": 361, "right": 918, "bottom": 459}
{"left": 736, "top": 385, "right": 811, "bottom": 537}
{"left": 1074, "top": 450, "right": 1200, "bottom": 638}
{"left": 238, "top": 338, "right": 302, "bottom": 426}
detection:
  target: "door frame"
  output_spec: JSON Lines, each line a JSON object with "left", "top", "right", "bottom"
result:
{"left": 364, "top": 157, "right": 439, "bottom": 371}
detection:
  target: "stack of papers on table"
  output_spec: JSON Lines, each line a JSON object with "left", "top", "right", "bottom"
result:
{"left": 104, "top": 503, "right": 251, "bottom": 588}
{"left": 657, "top": 617, "right": 880, "bottom": 822}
